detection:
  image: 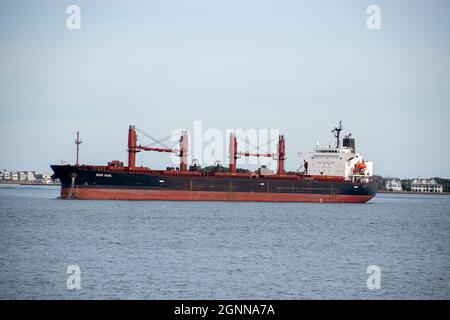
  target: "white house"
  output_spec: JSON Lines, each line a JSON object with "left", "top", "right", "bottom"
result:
{"left": 411, "top": 179, "right": 443, "bottom": 193}
{"left": 42, "top": 173, "right": 52, "bottom": 180}
{"left": 19, "top": 172, "right": 27, "bottom": 181}
{"left": 11, "top": 172, "right": 19, "bottom": 181}
{"left": 27, "top": 171, "right": 36, "bottom": 181}
{"left": 386, "top": 178, "right": 403, "bottom": 191}
{"left": 42, "top": 173, "right": 53, "bottom": 184}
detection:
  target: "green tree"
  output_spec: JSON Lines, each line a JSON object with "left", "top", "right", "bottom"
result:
{"left": 401, "top": 179, "right": 411, "bottom": 191}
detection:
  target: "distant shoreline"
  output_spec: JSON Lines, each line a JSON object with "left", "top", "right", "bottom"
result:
{"left": 378, "top": 190, "right": 450, "bottom": 195}
{"left": 1, "top": 182, "right": 448, "bottom": 195}
{"left": 0, "top": 181, "right": 60, "bottom": 186}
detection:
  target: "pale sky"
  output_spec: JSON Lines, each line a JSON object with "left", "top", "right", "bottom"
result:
{"left": 0, "top": 0, "right": 449, "bottom": 178}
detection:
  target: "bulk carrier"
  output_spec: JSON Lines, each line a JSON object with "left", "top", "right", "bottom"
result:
{"left": 50, "top": 122, "right": 377, "bottom": 203}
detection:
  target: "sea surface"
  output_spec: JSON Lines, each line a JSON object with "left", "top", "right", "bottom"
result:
{"left": 0, "top": 184, "right": 449, "bottom": 299}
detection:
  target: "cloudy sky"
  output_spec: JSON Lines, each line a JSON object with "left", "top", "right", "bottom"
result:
{"left": 0, "top": 0, "right": 449, "bottom": 178}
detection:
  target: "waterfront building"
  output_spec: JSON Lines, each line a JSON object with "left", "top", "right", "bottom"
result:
{"left": 19, "top": 172, "right": 27, "bottom": 181}
{"left": 2, "top": 171, "right": 10, "bottom": 180}
{"left": 385, "top": 178, "right": 403, "bottom": 191}
{"left": 27, "top": 171, "right": 36, "bottom": 181}
{"left": 42, "top": 173, "right": 53, "bottom": 184}
{"left": 42, "top": 173, "right": 52, "bottom": 180}
{"left": 411, "top": 178, "right": 443, "bottom": 193}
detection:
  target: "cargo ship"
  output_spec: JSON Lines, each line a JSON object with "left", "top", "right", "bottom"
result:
{"left": 50, "top": 122, "right": 377, "bottom": 203}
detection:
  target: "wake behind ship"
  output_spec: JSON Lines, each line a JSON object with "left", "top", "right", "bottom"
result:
{"left": 51, "top": 122, "right": 377, "bottom": 203}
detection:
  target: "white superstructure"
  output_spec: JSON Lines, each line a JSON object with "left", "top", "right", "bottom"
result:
{"left": 303, "top": 121, "right": 373, "bottom": 182}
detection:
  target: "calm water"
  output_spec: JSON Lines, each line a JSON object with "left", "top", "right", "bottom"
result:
{"left": 0, "top": 184, "right": 449, "bottom": 299}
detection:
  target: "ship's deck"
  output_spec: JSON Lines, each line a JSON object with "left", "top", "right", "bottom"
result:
{"left": 68, "top": 164, "right": 353, "bottom": 183}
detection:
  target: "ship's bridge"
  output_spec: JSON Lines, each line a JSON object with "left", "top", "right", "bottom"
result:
{"left": 314, "top": 147, "right": 353, "bottom": 154}
{"left": 306, "top": 145, "right": 373, "bottom": 181}
{"left": 303, "top": 122, "right": 374, "bottom": 182}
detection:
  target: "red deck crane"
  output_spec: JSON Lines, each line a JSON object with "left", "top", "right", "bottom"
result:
{"left": 127, "top": 125, "right": 188, "bottom": 171}
{"left": 128, "top": 125, "right": 285, "bottom": 175}
{"left": 228, "top": 133, "right": 286, "bottom": 175}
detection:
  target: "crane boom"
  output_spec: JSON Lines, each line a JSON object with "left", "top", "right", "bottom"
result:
{"left": 127, "top": 126, "right": 188, "bottom": 171}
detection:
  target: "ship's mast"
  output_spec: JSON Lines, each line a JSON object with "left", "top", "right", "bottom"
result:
{"left": 128, "top": 125, "right": 139, "bottom": 169}
{"left": 331, "top": 120, "right": 343, "bottom": 148}
{"left": 277, "top": 135, "right": 286, "bottom": 175}
{"left": 75, "top": 131, "right": 82, "bottom": 166}
{"left": 229, "top": 133, "right": 238, "bottom": 174}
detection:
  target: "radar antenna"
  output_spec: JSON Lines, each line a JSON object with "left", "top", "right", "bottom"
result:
{"left": 331, "top": 120, "right": 343, "bottom": 148}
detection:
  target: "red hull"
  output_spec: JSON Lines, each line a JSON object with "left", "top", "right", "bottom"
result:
{"left": 61, "top": 188, "right": 374, "bottom": 203}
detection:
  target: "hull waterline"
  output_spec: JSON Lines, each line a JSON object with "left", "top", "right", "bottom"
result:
{"left": 60, "top": 187, "right": 374, "bottom": 203}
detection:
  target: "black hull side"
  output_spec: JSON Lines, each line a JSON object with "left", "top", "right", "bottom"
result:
{"left": 51, "top": 165, "right": 377, "bottom": 199}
